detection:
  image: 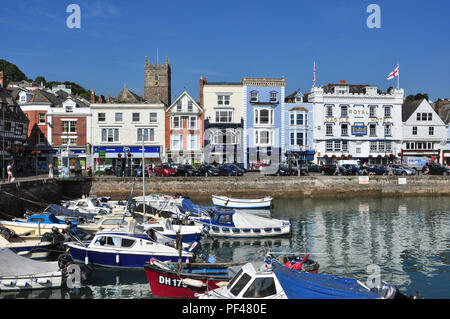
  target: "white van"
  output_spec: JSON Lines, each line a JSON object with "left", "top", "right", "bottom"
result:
{"left": 338, "top": 160, "right": 360, "bottom": 166}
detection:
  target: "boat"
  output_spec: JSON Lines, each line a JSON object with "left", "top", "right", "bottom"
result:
{"left": 61, "top": 197, "right": 115, "bottom": 215}
{"left": 198, "top": 258, "right": 411, "bottom": 299}
{"left": 179, "top": 207, "right": 291, "bottom": 238}
{"left": 142, "top": 218, "right": 206, "bottom": 243}
{"left": 0, "top": 214, "right": 71, "bottom": 236}
{"left": 0, "top": 248, "right": 64, "bottom": 291}
{"left": 212, "top": 195, "right": 273, "bottom": 209}
{"left": 76, "top": 215, "right": 141, "bottom": 236}
{"left": 66, "top": 229, "right": 199, "bottom": 269}
{"left": 143, "top": 253, "right": 318, "bottom": 299}
{"left": 132, "top": 193, "right": 185, "bottom": 217}
{"left": 0, "top": 227, "right": 54, "bottom": 259}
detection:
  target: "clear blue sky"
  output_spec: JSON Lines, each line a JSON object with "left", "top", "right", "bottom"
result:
{"left": 1, "top": 0, "right": 449, "bottom": 101}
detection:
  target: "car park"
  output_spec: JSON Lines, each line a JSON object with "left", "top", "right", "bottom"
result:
{"left": 367, "top": 165, "right": 388, "bottom": 175}
{"left": 341, "top": 164, "right": 362, "bottom": 175}
{"left": 306, "top": 161, "right": 322, "bottom": 173}
{"left": 262, "top": 164, "right": 292, "bottom": 176}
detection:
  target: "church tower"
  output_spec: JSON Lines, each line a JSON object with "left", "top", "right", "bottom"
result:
{"left": 144, "top": 56, "right": 171, "bottom": 106}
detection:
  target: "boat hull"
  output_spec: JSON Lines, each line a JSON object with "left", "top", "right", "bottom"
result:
{"left": 0, "top": 272, "right": 63, "bottom": 291}
{"left": 144, "top": 262, "right": 237, "bottom": 299}
{"left": 8, "top": 243, "right": 53, "bottom": 259}
{"left": 68, "top": 244, "right": 193, "bottom": 269}
{"left": 201, "top": 224, "right": 291, "bottom": 238}
{"left": 0, "top": 221, "right": 68, "bottom": 236}
{"left": 212, "top": 196, "right": 272, "bottom": 209}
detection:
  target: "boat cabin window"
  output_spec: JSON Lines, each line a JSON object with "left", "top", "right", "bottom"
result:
{"left": 77, "top": 201, "right": 89, "bottom": 207}
{"left": 94, "top": 236, "right": 121, "bottom": 247}
{"left": 121, "top": 238, "right": 136, "bottom": 248}
{"left": 102, "top": 219, "right": 127, "bottom": 226}
{"left": 242, "top": 277, "right": 277, "bottom": 298}
{"left": 216, "top": 214, "right": 232, "bottom": 225}
{"left": 229, "top": 273, "right": 252, "bottom": 297}
{"left": 227, "top": 269, "right": 243, "bottom": 288}
{"left": 29, "top": 218, "right": 46, "bottom": 223}
{"left": 91, "top": 199, "right": 101, "bottom": 207}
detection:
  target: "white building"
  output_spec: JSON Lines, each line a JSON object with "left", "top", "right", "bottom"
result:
{"left": 309, "top": 82, "right": 404, "bottom": 165}
{"left": 401, "top": 99, "right": 447, "bottom": 164}
{"left": 90, "top": 86, "right": 166, "bottom": 174}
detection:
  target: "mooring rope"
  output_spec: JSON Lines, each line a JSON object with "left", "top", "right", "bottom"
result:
{"left": 2, "top": 191, "right": 49, "bottom": 207}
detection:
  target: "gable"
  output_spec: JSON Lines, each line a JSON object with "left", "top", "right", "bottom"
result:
{"left": 167, "top": 91, "right": 202, "bottom": 113}
{"left": 404, "top": 99, "right": 445, "bottom": 126}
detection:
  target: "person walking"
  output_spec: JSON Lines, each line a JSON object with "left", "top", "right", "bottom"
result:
{"left": 7, "top": 162, "right": 15, "bottom": 183}
{"left": 388, "top": 163, "right": 393, "bottom": 176}
{"left": 48, "top": 162, "right": 54, "bottom": 179}
{"left": 362, "top": 162, "right": 368, "bottom": 175}
{"left": 333, "top": 162, "right": 340, "bottom": 176}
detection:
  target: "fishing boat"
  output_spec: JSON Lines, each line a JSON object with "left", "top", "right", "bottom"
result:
{"left": 179, "top": 207, "right": 291, "bottom": 238}
{"left": 144, "top": 253, "right": 318, "bottom": 299}
{"left": 198, "top": 259, "right": 410, "bottom": 299}
{"left": 66, "top": 229, "right": 199, "bottom": 269}
{"left": 0, "top": 227, "right": 54, "bottom": 259}
{"left": 0, "top": 214, "right": 71, "bottom": 236}
{"left": 212, "top": 195, "right": 273, "bottom": 209}
{"left": 0, "top": 248, "right": 64, "bottom": 291}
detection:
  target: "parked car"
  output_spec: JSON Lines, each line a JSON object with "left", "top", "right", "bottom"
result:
{"left": 367, "top": 165, "right": 388, "bottom": 175}
{"left": 392, "top": 164, "right": 416, "bottom": 176}
{"left": 153, "top": 163, "right": 177, "bottom": 177}
{"left": 262, "top": 164, "right": 292, "bottom": 176}
{"left": 217, "top": 164, "right": 243, "bottom": 176}
{"left": 176, "top": 164, "right": 200, "bottom": 177}
{"left": 287, "top": 159, "right": 309, "bottom": 176}
{"left": 306, "top": 161, "right": 322, "bottom": 173}
{"left": 197, "top": 164, "right": 220, "bottom": 177}
{"left": 422, "top": 163, "right": 450, "bottom": 176}
{"left": 341, "top": 164, "right": 362, "bottom": 175}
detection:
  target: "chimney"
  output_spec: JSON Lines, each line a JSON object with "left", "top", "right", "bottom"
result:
{"left": 339, "top": 80, "right": 346, "bottom": 84}
{"left": 98, "top": 95, "right": 104, "bottom": 104}
{"left": 91, "top": 90, "right": 96, "bottom": 103}
{"left": 0, "top": 71, "right": 4, "bottom": 88}
{"left": 200, "top": 76, "right": 206, "bottom": 108}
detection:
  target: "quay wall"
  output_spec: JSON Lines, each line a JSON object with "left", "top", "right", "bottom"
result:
{"left": 87, "top": 175, "right": 450, "bottom": 200}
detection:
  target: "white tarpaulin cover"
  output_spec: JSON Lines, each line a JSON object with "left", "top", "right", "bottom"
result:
{"left": 0, "top": 248, "right": 60, "bottom": 277}
{"left": 231, "top": 212, "right": 287, "bottom": 228}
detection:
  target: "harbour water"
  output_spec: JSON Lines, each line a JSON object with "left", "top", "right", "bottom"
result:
{"left": 1, "top": 196, "right": 449, "bottom": 299}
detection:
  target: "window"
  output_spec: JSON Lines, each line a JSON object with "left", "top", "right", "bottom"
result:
{"left": 62, "top": 137, "right": 77, "bottom": 145}
{"left": 250, "top": 91, "right": 258, "bottom": 103}
{"left": 384, "top": 124, "right": 392, "bottom": 137}
{"left": 101, "top": 128, "right": 119, "bottom": 142}
{"left": 171, "top": 116, "right": 181, "bottom": 129}
{"left": 115, "top": 113, "right": 123, "bottom": 122}
{"left": 171, "top": 135, "right": 182, "bottom": 150}
{"left": 326, "top": 105, "right": 333, "bottom": 117}
{"left": 412, "top": 126, "right": 417, "bottom": 135}
{"left": 428, "top": 113, "right": 432, "bottom": 121}
{"left": 421, "top": 113, "right": 427, "bottom": 121}
{"left": 187, "top": 101, "right": 193, "bottom": 112}
{"left": 132, "top": 113, "right": 140, "bottom": 122}
{"left": 189, "top": 117, "right": 198, "bottom": 129}
{"left": 218, "top": 95, "right": 230, "bottom": 106}
{"left": 341, "top": 124, "right": 348, "bottom": 136}
{"left": 417, "top": 113, "right": 421, "bottom": 121}
{"left": 296, "top": 114, "right": 304, "bottom": 126}
{"left": 62, "top": 121, "right": 77, "bottom": 133}
{"left": 65, "top": 104, "right": 73, "bottom": 113}
{"left": 149, "top": 112, "right": 157, "bottom": 123}
{"left": 429, "top": 126, "right": 434, "bottom": 135}
{"left": 296, "top": 132, "right": 304, "bottom": 146}
{"left": 255, "top": 130, "right": 270, "bottom": 145}
{"left": 121, "top": 238, "right": 135, "bottom": 248}
{"left": 242, "top": 277, "right": 277, "bottom": 298}
{"left": 325, "top": 124, "right": 333, "bottom": 136}
{"left": 378, "top": 141, "right": 385, "bottom": 152}
{"left": 290, "top": 114, "right": 295, "bottom": 126}
{"left": 230, "top": 273, "right": 252, "bottom": 297}
{"left": 369, "top": 106, "right": 376, "bottom": 118}
{"left": 342, "top": 141, "right": 349, "bottom": 152}
{"left": 270, "top": 92, "right": 277, "bottom": 103}
{"left": 334, "top": 141, "right": 341, "bottom": 151}
{"left": 384, "top": 106, "right": 391, "bottom": 117}
{"left": 290, "top": 132, "right": 295, "bottom": 145}
{"left": 39, "top": 113, "right": 46, "bottom": 124}
{"left": 385, "top": 142, "right": 392, "bottom": 152}
{"left": 188, "top": 134, "right": 198, "bottom": 150}
{"left": 254, "top": 109, "right": 273, "bottom": 125}
{"left": 137, "top": 128, "right": 155, "bottom": 142}
{"left": 370, "top": 141, "right": 378, "bottom": 152}
{"left": 39, "top": 133, "right": 46, "bottom": 145}
{"left": 98, "top": 113, "right": 105, "bottom": 122}
{"left": 215, "top": 110, "right": 233, "bottom": 123}
{"left": 176, "top": 101, "right": 182, "bottom": 112}
{"left": 341, "top": 105, "right": 348, "bottom": 117}
{"left": 369, "top": 124, "right": 376, "bottom": 136}
{"left": 326, "top": 142, "right": 333, "bottom": 152}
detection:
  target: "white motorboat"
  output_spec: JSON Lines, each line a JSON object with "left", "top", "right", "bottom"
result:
{"left": 142, "top": 218, "right": 206, "bottom": 243}
{"left": 212, "top": 195, "right": 273, "bottom": 209}
{"left": 61, "top": 197, "right": 114, "bottom": 215}
{"left": 0, "top": 228, "right": 53, "bottom": 259}
{"left": 0, "top": 248, "right": 64, "bottom": 291}
{"left": 132, "top": 193, "right": 184, "bottom": 216}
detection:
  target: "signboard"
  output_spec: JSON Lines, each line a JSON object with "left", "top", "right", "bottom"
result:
{"left": 98, "top": 149, "right": 106, "bottom": 159}
{"left": 351, "top": 125, "right": 367, "bottom": 136}
{"left": 398, "top": 178, "right": 407, "bottom": 185}
{"left": 94, "top": 146, "right": 161, "bottom": 159}
{"left": 358, "top": 176, "right": 370, "bottom": 184}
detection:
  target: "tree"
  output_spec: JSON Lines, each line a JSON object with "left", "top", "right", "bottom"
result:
{"left": 0, "top": 59, "right": 30, "bottom": 83}
{"left": 405, "top": 93, "right": 429, "bottom": 102}
{"left": 35, "top": 76, "right": 47, "bottom": 86}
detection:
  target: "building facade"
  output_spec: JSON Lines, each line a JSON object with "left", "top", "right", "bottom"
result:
{"left": 165, "top": 90, "right": 204, "bottom": 164}
{"left": 90, "top": 87, "right": 166, "bottom": 175}
{"left": 202, "top": 77, "right": 245, "bottom": 166}
{"left": 309, "top": 82, "right": 404, "bottom": 165}
{"left": 243, "top": 77, "right": 286, "bottom": 169}
{"left": 401, "top": 99, "right": 447, "bottom": 166}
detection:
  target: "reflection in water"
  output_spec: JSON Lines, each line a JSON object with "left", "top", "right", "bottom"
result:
{"left": 0, "top": 196, "right": 448, "bottom": 299}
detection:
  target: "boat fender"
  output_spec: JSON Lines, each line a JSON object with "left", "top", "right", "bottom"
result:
{"left": 182, "top": 278, "right": 205, "bottom": 288}
{"left": 85, "top": 254, "right": 89, "bottom": 265}
{"left": 116, "top": 254, "right": 120, "bottom": 264}
{"left": 216, "top": 281, "right": 228, "bottom": 288}
{"left": 17, "top": 251, "right": 31, "bottom": 256}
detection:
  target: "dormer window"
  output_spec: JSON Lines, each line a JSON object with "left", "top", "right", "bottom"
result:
{"left": 295, "top": 95, "right": 303, "bottom": 103}
{"left": 250, "top": 91, "right": 258, "bottom": 103}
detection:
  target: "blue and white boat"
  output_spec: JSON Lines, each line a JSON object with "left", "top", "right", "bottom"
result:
{"left": 66, "top": 230, "right": 198, "bottom": 269}
{"left": 179, "top": 205, "right": 291, "bottom": 238}
{"left": 142, "top": 219, "right": 206, "bottom": 243}
{"left": 0, "top": 214, "right": 73, "bottom": 236}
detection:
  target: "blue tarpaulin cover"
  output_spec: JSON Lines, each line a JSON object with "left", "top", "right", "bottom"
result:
{"left": 273, "top": 263, "right": 380, "bottom": 299}
{"left": 180, "top": 199, "right": 216, "bottom": 216}
{"left": 44, "top": 204, "right": 96, "bottom": 220}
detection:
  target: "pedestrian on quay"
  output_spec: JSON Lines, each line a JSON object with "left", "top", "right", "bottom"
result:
{"left": 7, "top": 162, "right": 15, "bottom": 183}
{"left": 388, "top": 163, "right": 393, "bottom": 176}
{"left": 48, "top": 162, "right": 54, "bottom": 179}
{"left": 362, "top": 162, "right": 368, "bottom": 175}
{"left": 333, "top": 162, "right": 340, "bottom": 176}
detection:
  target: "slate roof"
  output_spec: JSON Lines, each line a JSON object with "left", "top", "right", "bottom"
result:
{"left": 402, "top": 99, "right": 424, "bottom": 122}
{"left": 0, "top": 88, "right": 29, "bottom": 123}
{"left": 113, "top": 86, "right": 146, "bottom": 104}
{"left": 28, "top": 89, "right": 63, "bottom": 106}
{"left": 322, "top": 83, "right": 385, "bottom": 95}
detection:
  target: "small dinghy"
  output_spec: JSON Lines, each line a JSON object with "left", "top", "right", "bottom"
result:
{"left": 0, "top": 227, "right": 54, "bottom": 259}
{"left": 0, "top": 248, "right": 64, "bottom": 291}
{"left": 0, "top": 214, "right": 71, "bottom": 236}
{"left": 212, "top": 195, "right": 273, "bottom": 209}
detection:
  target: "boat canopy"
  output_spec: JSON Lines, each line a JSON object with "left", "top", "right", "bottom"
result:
{"left": 44, "top": 204, "right": 97, "bottom": 219}
{"left": 0, "top": 248, "right": 60, "bottom": 277}
{"left": 272, "top": 263, "right": 380, "bottom": 299}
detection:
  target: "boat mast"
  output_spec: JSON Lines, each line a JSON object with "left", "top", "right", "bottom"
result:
{"left": 142, "top": 138, "right": 146, "bottom": 223}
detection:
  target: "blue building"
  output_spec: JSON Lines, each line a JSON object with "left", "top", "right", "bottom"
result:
{"left": 283, "top": 90, "right": 315, "bottom": 161}
{"left": 242, "top": 77, "right": 286, "bottom": 170}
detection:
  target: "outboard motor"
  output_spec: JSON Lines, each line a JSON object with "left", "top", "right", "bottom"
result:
{"left": 58, "top": 253, "right": 92, "bottom": 286}
{"left": 0, "top": 227, "right": 15, "bottom": 241}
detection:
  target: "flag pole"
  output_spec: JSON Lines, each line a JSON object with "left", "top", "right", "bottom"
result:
{"left": 313, "top": 61, "right": 316, "bottom": 88}
{"left": 397, "top": 63, "right": 400, "bottom": 90}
